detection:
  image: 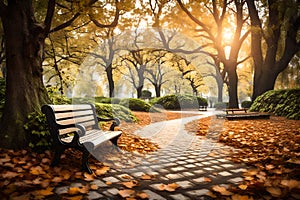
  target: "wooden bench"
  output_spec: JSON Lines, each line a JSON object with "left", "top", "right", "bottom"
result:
{"left": 224, "top": 108, "right": 247, "bottom": 115}
{"left": 199, "top": 106, "right": 208, "bottom": 111}
{"left": 41, "top": 104, "right": 122, "bottom": 174}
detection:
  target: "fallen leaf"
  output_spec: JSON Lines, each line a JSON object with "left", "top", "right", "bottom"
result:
{"left": 32, "top": 187, "right": 54, "bottom": 196}
{"left": 122, "top": 180, "right": 138, "bottom": 188}
{"left": 95, "top": 166, "right": 110, "bottom": 176}
{"left": 280, "top": 180, "right": 300, "bottom": 190}
{"left": 266, "top": 187, "right": 281, "bottom": 197}
{"left": 90, "top": 184, "right": 98, "bottom": 190}
{"left": 118, "top": 189, "right": 135, "bottom": 198}
{"left": 140, "top": 174, "right": 153, "bottom": 180}
{"left": 83, "top": 173, "right": 95, "bottom": 181}
{"left": 238, "top": 184, "right": 248, "bottom": 190}
{"left": 212, "top": 185, "right": 233, "bottom": 196}
{"left": 137, "top": 192, "right": 149, "bottom": 199}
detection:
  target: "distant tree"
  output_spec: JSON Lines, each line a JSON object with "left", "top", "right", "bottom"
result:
{"left": 177, "top": 0, "right": 250, "bottom": 108}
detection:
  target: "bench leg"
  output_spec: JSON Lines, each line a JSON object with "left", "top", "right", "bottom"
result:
{"left": 81, "top": 150, "right": 92, "bottom": 174}
{"left": 51, "top": 146, "right": 65, "bottom": 167}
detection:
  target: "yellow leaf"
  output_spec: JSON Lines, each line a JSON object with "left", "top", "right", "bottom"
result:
{"left": 238, "top": 184, "right": 248, "bottom": 190}
{"left": 157, "top": 184, "right": 166, "bottom": 191}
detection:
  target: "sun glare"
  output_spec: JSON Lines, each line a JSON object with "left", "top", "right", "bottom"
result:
{"left": 222, "top": 28, "right": 234, "bottom": 44}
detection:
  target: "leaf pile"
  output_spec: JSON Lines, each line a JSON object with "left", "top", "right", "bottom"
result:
{"left": 218, "top": 116, "right": 300, "bottom": 198}
{"left": 0, "top": 148, "right": 111, "bottom": 199}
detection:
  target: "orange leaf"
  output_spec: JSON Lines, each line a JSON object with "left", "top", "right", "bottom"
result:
{"left": 212, "top": 185, "right": 232, "bottom": 196}
{"left": 238, "top": 184, "right": 248, "bottom": 190}
{"left": 95, "top": 166, "right": 110, "bottom": 176}
{"left": 266, "top": 187, "right": 281, "bottom": 197}
{"left": 165, "top": 183, "right": 180, "bottom": 192}
{"left": 90, "top": 184, "right": 98, "bottom": 190}
{"left": 32, "top": 187, "right": 54, "bottom": 197}
{"left": 122, "top": 180, "right": 138, "bottom": 188}
{"left": 137, "top": 192, "right": 149, "bottom": 199}
{"left": 83, "top": 173, "right": 95, "bottom": 181}
{"left": 118, "top": 189, "right": 135, "bottom": 198}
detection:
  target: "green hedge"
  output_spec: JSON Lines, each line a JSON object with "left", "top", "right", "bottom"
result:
{"left": 120, "top": 98, "right": 158, "bottom": 112}
{"left": 151, "top": 94, "right": 208, "bottom": 110}
{"left": 250, "top": 89, "right": 300, "bottom": 120}
{"left": 94, "top": 103, "right": 137, "bottom": 122}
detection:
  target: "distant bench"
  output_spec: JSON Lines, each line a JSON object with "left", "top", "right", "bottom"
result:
{"left": 42, "top": 104, "right": 122, "bottom": 174}
{"left": 224, "top": 108, "right": 247, "bottom": 114}
{"left": 199, "top": 106, "right": 208, "bottom": 111}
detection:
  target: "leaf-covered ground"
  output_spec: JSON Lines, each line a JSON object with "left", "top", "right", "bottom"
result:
{"left": 1, "top": 112, "right": 300, "bottom": 199}
{"left": 186, "top": 116, "right": 300, "bottom": 199}
{"left": 0, "top": 111, "right": 194, "bottom": 199}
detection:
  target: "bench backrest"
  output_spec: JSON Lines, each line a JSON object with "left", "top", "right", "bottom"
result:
{"left": 42, "top": 104, "right": 99, "bottom": 141}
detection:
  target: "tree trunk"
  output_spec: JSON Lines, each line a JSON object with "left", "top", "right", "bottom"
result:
{"left": 137, "top": 85, "right": 143, "bottom": 98}
{"left": 252, "top": 68, "right": 279, "bottom": 100}
{"left": 226, "top": 65, "right": 239, "bottom": 108}
{"left": 0, "top": 2, "right": 50, "bottom": 149}
{"left": 154, "top": 84, "right": 161, "bottom": 97}
{"left": 106, "top": 64, "right": 115, "bottom": 97}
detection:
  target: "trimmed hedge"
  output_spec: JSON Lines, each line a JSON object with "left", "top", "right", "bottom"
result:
{"left": 250, "top": 89, "right": 300, "bottom": 120}
{"left": 120, "top": 98, "right": 158, "bottom": 112}
{"left": 151, "top": 94, "right": 208, "bottom": 110}
{"left": 95, "top": 103, "right": 137, "bottom": 122}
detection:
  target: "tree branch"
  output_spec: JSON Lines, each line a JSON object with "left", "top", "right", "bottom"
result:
{"left": 90, "top": 0, "right": 119, "bottom": 28}
{"left": 50, "top": 12, "right": 80, "bottom": 33}
{"left": 44, "top": 0, "right": 55, "bottom": 34}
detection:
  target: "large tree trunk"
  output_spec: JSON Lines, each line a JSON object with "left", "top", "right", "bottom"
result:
{"left": 252, "top": 67, "right": 279, "bottom": 100}
{"left": 226, "top": 65, "right": 239, "bottom": 108}
{"left": 106, "top": 64, "right": 115, "bottom": 97}
{"left": 154, "top": 84, "right": 161, "bottom": 97}
{"left": 0, "top": 2, "right": 50, "bottom": 149}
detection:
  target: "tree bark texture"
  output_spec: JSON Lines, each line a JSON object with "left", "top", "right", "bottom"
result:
{"left": 0, "top": 1, "right": 50, "bottom": 149}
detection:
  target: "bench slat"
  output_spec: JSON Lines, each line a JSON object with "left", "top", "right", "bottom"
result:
{"left": 51, "top": 104, "right": 93, "bottom": 112}
{"left": 57, "top": 115, "right": 96, "bottom": 126}
{"left": 55, "top": 110, "right": 94, "bottom": 120}
{"left": 61, "top": 130, "right": 122, "bottom": 146}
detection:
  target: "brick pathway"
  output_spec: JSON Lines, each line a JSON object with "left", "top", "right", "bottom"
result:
{"left": 54, "top": 110, "right": 251, "bottom": 199}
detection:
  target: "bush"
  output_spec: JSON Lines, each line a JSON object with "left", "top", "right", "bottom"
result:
{"left": 94, "top": 96, "right": 121, "bottom": 104}
{"left": 95, "top": 103, "right": 137, "bottom": 122}
{"left": 152, "top": 94, "right": 206, "bottom": 110}
{"left": 250, "top": 89, "right": 300, "bottom": 120}
{"left": 47, "top": 86, "right": 71, "bottom": 104}
{"left": 24, "top": 111, "right": 52, "bottom": 152}
{"left": 214, "top": 102, "right": 228, "bottom": 110}
{"left": 141, "top": 90, "right": 152, "bottom": 99}
{"left": 120, "top": 98, "right": 157, "bottom": 112}
{"left": 241, "top": 101, "right": 252, "bottom": 108}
